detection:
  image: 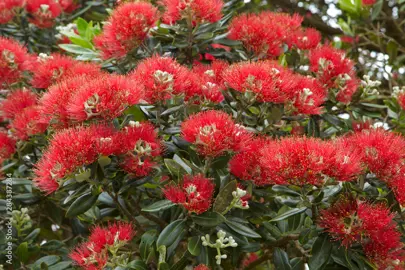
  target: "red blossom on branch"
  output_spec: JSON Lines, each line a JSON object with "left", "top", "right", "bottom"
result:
{"left": 0, "top": 0, "right": 24, "bottom": 24}
{"left": 25, "top": 0, "right": 62, "bottom": 28}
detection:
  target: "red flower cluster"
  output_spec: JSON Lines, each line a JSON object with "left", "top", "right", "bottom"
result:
{"left": 129, "top": 55, "right": 193, "bottom": 103}
{"left": 0, "top": 0, "right": 24, "bottom": 24}
{"left": 231, "top": 137, "right": 362, "bottom": 186}
{"left": 160, "top": 0, "right": 223, "bottom": 24}
{"left": 0, "top": 37, "right": 32, "bottom": 86}
{"left": 241, "top": 253, "right": 259, "bottom": 268}
{"left": 181, "top": 110, "right": 251, "bottom": 157}
{"left": 94, "top": 2, "right": 158, "bottom": 59}
{"left": 163, "top": 174, "right": 215, "bottom": 214}
{"left": 34, "top": 122, "right": 161, "bottom": 193}
{"left": 70, "top": 222, "right": 135, "bottom": 270}
{"left": 309, "top": 45, "right": 359, "bottom": 103}
{"left": 229, "top": 12, "right": 318, "bottom": 58}
{"left": 31, "top": 54, "right": 101, "bottom": 89}
{"left": 319, "top": 198, "right": 404, "bottom": 269}
{"left": 223, "top": 61, "right": 326, "bottom": 114}
{"left": 191, "top": 60, "right": 229, "bottom": 103}
{"left": 0, "top": 131, "right": 15, "bottom": 160}
{"left": 194, "top": 265, "right": 210, "bottom": 270}
{"left": 343, "top": 128, "right": 405, "bottom": 204}
{"left": 0, "top": 89, "right": 48, "bottom": 140}
{"left": 362, "top": 0, "right": 376, "bottom": 6}
{"left": 25, "top": 0, "right": 62, "bottom": 28}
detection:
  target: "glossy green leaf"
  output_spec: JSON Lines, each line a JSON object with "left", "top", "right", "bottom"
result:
{"left": 213, "top": 180, "right": 237, "bottom": 214}
{"left": 66, "top": 193, "right": 98, "bottom": 218}
{"left": 309, "top": 234, "right": 333, "bottom": 270}
{"left": 270, "top": 207, "right": 307, "bottom": 222}
{"left": 156, "top": 219, "right": 186, "bottom": 248}
{"left": 225, "top": 221, "right": 261, "bottom": 239}
{"left": 142, "top": 200, "right": 176, "bottom": 212}
{"left": 192, "top": 211, "right": 226, "bottom": 227}
{"left": 187, "top": 236, "right": 201, "bottom": 256}
{"left": 273, "top": 248, "right": 292, "bottom": 270}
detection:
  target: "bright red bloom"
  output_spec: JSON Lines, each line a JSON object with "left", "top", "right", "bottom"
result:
{"left": 289, "top": 75, "right": 326, "bottom": 115}
{"left": 229, "top": 138, "right": 272, "bottom": 186}
{"left": 362, "top": 0, "right": 376, "bottom": 5}
{"left": 309, "top": 45, "right": 359, "bottom": 103}
{"left": 260, "top": 137, "right": 362, "bottom": 185}
{"left": 66, "top": 75, "right": 142, "bottom": 122}
{"left": 25, "top": 0, "right": 62, "bottom": 28}
{"left": 194, "top": 265, "right": 210, "bottom": 270}
{"left": 0, "top": 0, "right": 24, "bottom": 24}
{"left": 33, "top": 125, "right": 104, "bottom": 193}
{"left": 11, "top": 106, "right": 48, "bottom": 140}
{"left": 0, "top": 37, "right": 32, "bottom": 86}
{"left": 129, "top": 56, "right": 192, "bottom": 103}
{"left": 319, "top": 198, "right": 404, "bottom": 269}
{"left": 191, "top": 60, "right": 229, "bottom": 103}
{"left": 351, "top": 120, "right": 372, "bottom": 132}
{"left": 181, "top": 110, "right": 251, "bottom": 157}
{"left": 340, "top": 35, "right": 359, "bottom": 44}
{"left": 70, "top": 222, "right": 134, "bottom": 270}
{"left": 228, "top": 12, "right": 303, "bottom": 58}
{"left": 163, "top": 174, "right": 215, "bottom": 214}
{"left": 30, "top": 54, "right": 101, "bottom": 89}
{"left": 0, "top": 131, "right": 15, "bottom": 159}
{"left": 223, "top": 61, "right": 296, "bottom": 103}
{"left": 160, "top": 0, "right": 223, "bottom": 24}
{"left": 287, "top": 28, "right": 321, "bottom": 50}
{"left": 59, "top": 0, "right": 79, "bottom": 12}
{"left": 39, "top": 75, "right": 95, "bottom": 128}
{"left": 242, "top": 253, "right": 259, "bottom": 268}
{"left": 118, "top": 121, "right": 161, "bottom": 177}
{"left": 343, "top": 129, "right": 405, "bottom": 204}
{"left": 94, "top": 2, "right": 158, "bottom": 59}
{"left": 0, "top": 89, "right": 37, "bottom": 120}
{"left": 396, "top": 89, "right": 405, "bottom": 111}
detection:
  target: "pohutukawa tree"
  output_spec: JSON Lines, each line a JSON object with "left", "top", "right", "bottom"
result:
{"left": 0, "top": 0, "right": 404, "bottom": 269}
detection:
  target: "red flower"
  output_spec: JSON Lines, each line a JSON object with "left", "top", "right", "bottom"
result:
{"left": 71, "top": 222, "right": 134, "bottom": 269}
{"left": 319, "top": 198, "right": 404, "bottom": 269}
{"left": 340, "top": 35, "right": 359, "bottom": 44}
{"left": 118, "top": 121, "right": 161, "bottom": 177}
{"left": 94, "top": 2, "right": 158, "bottom": 59}
{"left": 0, "top": 0, "right": 24, "bottom": 24}
{"left": 242, "top": 253, "right": 259, "bottom": 268}
{"left": 351, "top": 120, "right": 372, "bottom": 132}
{"left": 309, "top": 45, "right": 359, "bottom": 103}
{"left": 229, "top": 137, "right": 272, "bottom": 186}
{"left": 260, "top": 137, "right": 362, "bottom": 185}
{"left": 194, "top": 264, "right": 210, "bottom": 270}
{"left": 31, "top": 54, "right": 101, "bottom": 89}
{"left": 343, "top": 129, "right": 405, "bottom": 204}
{"left": 11, "top": 106, "right": 48, "bottom": 140}
{"left": 163, "top": 174, "right": 215, "bottom": 214}
{"left": 223, "top": 61, "right": 296, "bottom": 103}
{"left": 362, "top": 0, "right": 376, "bottom": 5}
{"left": 0, "top": 89, "right": 37, "bottom": 120}
{"left": 228, "top": 12, "right": 302, "bottom": 58}
{"left": 25, "top": 0, "right": 62, "bottom": 28}
{"left": 289, "top": 75, "right": 326, "bottom": 115}
{"left": 39, "top": 75, "right": 96, "bottom": 128}
{"left": 66, "top": 75, "right": 142, "bottom": 122}
{"left": 129, "top": 55, "right": 192, "bottom": 103}
{"left": 181, "top": 110, "right": 251, "bottom": 157}
{"left": 160, "top": 0, "right": 223, "bottom": 24}
{"left": 0, "top": 37, "right": 32, "bottom": 86}
{"left": 59, "top": 0, "right": 79, "bottom": 12}
{"left": 0, "top": 131, "right": 15, "bottom": 159}
{"left": 33, "top": 125, "right": 104, "bottom": 193}
{"left": 287, "top": 28, "right": 321, "bottom": 50}
{"left": 191, "top": 60, "right": 229, "bottom": 103}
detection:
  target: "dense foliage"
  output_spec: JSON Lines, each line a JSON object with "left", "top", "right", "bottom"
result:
{"left": 0, "top": 0, "right": 405, "bottom": 269}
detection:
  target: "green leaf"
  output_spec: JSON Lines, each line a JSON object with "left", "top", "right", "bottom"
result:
{"left": 213, "top": 180, "right": 237, "bottom": 214}
{"left": 309, "top": 234, "right": 333, "bottom": 270}
{"left": 140, "top": 230, "right": 157, "bottom": 261}
{"left": 41, "top": 240, "right": 64, "bottom": 250}
{"left": 273, "top": 248, "right": 292, "bottom": 270}
{"left": 192, "top": 211, "right": 226, "bottom": 227}
{"left": 16, "top": 242, "right": 30, "bottom": 263}
{"left": 387, "top": 40, "right": 399, "bottom": 64}
{"left": 23, "top": 228, "right": 40, "bottom": 241}
{"left": 187, "top": 236, "right": 201, "bottom": 256}
{"left": 127, "top": 260, "right": 148, "bottom": 270}
{"left": 66, "top": 193, "right": 98, "bottom": 218}
{"left": 272, "top": 185, "right": 301, "bottom": 196}
{"left": 164, "top": 159, "right": 187, "bottom": 177}
{"left": 225, "top": 221, "right": 261, "bottom": 239}
{"left": 270, "top": 207, "right": 307, "bottom": 222}
{"left": 34, "top": 255, "right": 60, "bottom": 267}
{"left": 290, "top": 258, "right": 304, "bottom": 270}
{"left": 75, "top": 18, "right": 88, "bottom": 36}
{"left": 48, "top": 262, "right": 72, "bottom": 270}
{"left": 371, "top": 0, "right": 383, "bottom": 20}
{"left": 58, "top": 44, "right": 97, "bottom": 55}
{"left": 339, "top": 0, "right": 358, "bottom": 14}
{"left": 156, "top": 219, "right": 186, "bottom": 247}
{"left": 142, "top": 200, "right": 176, "bottom": 212}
